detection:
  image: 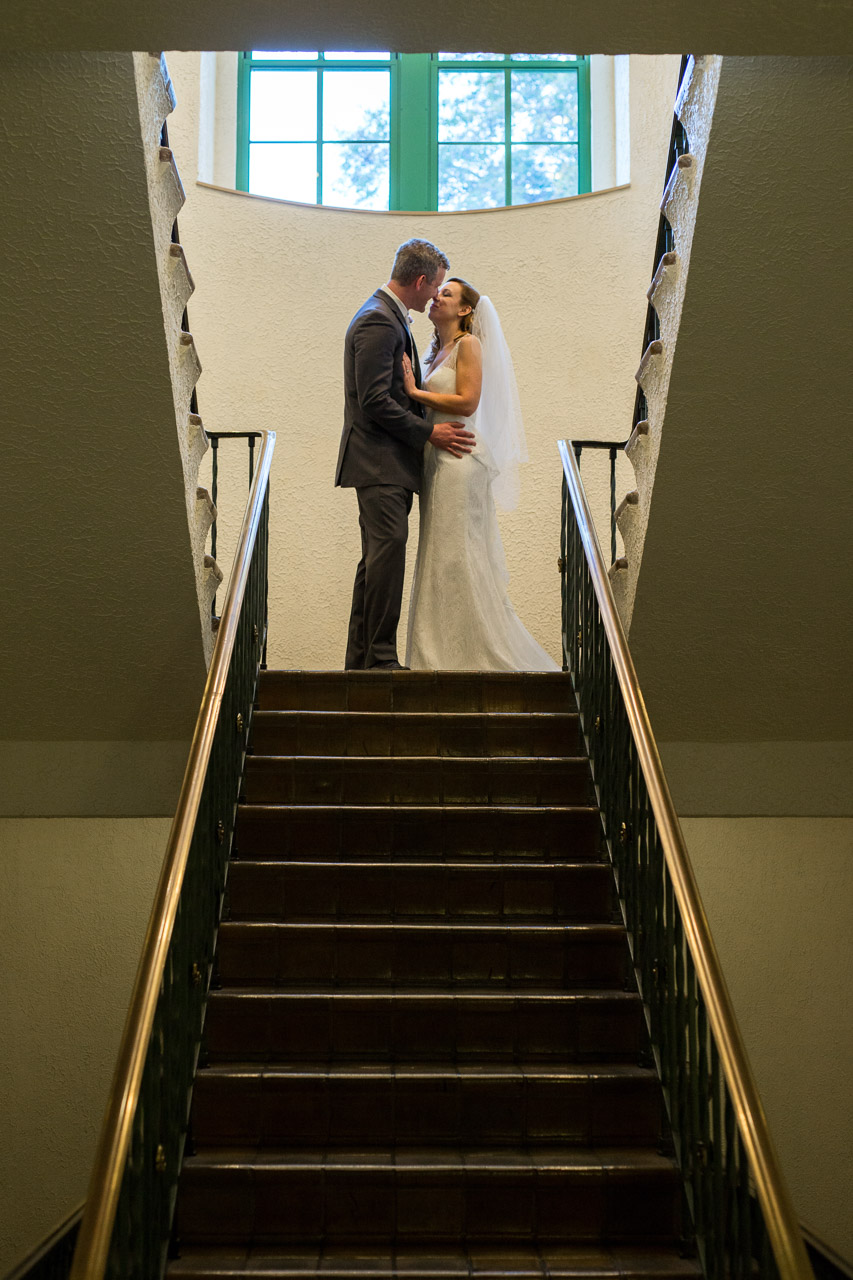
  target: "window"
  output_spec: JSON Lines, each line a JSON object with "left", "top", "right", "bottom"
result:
{"left": 236, "top": 52, "right": 591, "bottom": 211}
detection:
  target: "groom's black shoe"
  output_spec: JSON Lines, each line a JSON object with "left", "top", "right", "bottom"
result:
{"left": 368, "top": 661, "right": 410, "bottom": 670}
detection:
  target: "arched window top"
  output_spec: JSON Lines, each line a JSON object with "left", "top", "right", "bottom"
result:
{"left": 236, "top": 52, "right": 591, "bottom": 212}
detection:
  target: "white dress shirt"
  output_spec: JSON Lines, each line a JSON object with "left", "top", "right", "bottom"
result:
{"left": 379, "top": 284, "right": 413, "bottom": 328}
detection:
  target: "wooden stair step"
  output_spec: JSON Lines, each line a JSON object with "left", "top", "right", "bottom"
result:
{"left": 174, "top": 1147, "right": 683, "bottom": 1246}
{"left": 250, "top": 711, "right": 581, "bottom": 758}
{"left": 215, "top": 922, "right": 628, "bottom": 989}
{"left": 168, "top": 1243, "right": 701, "bottom": 1279}
{"left": 257, "top": 671, "right": 575, "bottom": 715}
{"left": 190, "top": 1062, "right": 662, "bottom": 1148}
{"left": 241, "top": 757, "right": 592, "bottom": 807}
{"left": 203, "top": 989, "right": 644, "bottom": 1063}
{"left": 225, "top": 861, "right": 614, "bottom": 923}
{"left": 235, "top": 806, "right": 600, "bottom": 861}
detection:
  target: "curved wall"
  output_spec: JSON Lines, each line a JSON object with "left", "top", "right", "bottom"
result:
{"left": 165, "top": 51, "right": 680, "bottom": 670}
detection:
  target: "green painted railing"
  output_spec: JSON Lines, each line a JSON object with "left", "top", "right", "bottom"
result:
{"left": 69, "top": 430, "right": 275, "bottom": 1280}
{"left": 559, "top": 439, "right": 813, "bottom": 1280}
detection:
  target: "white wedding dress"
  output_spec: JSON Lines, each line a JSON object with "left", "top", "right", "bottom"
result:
{"left": 406, "top": 342, "right": 559, "bottom": 671}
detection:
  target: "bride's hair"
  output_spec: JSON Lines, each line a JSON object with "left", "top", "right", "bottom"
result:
{"left": 426, "top": 277, "right": 481, "bottom": 364}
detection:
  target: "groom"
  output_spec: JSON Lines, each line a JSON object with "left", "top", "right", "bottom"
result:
{"left": 335, "top": 238, "right": 475, "bottom": 670}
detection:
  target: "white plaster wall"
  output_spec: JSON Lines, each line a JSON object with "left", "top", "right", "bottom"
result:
{"left": 164, "top": 52, "right": 679, "bottom": 670}
{"left": 0, "top": 818, "right": 171, "bottom": 1275}
{"left": 681, "top": 817, "right": 853, "bottom": 1267}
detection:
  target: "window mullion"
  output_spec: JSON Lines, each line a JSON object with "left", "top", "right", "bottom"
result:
{"left": 317, "top": 67, "right": 323, "bottom": 205}
{"left": 504, "top": 66, "right": 512, "bottom": 207}
{"left": 396, "top": 53, "right": 434, "bottom": 211}
{"left": 577, "top": 57, "right": 591, "bottom": 194}
{"left": 236, "top": 53, "right": 250, "bottom": 190}
{"left": 238, "top": 50, "right": 591, "bottom": 209}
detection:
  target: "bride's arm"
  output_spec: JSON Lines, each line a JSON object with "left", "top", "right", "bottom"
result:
{"left": 403, "top": 335, "right": 482, "bottom": 415}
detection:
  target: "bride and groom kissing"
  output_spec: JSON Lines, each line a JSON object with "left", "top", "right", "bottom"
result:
{"left": 335, "top": 237, "right": 558, "bottom": 674}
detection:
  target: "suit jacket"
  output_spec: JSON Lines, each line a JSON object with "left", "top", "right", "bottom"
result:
{"left": 335, "top": 289, "right": 432, "bottom": 492}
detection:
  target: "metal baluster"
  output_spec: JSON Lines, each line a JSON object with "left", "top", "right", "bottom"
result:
{"left": 686, "top": 961, "right": 700, "bottom": 1222}
{"left": 628, "top": 743, "right": 640, "bottom": 956}
{"left": 695, "top": 998, "right": 711, "bottom": 1266}
{"left": 210, "top": 437, "right": 219, "bottom": 562}
{"left": 559, "top": 480, "right": 565, "bottom": 666}
{"left": 673, "top": 914, "right": 687, "bottom": 1159}
{"left": 647, "top": 831, "right": 664, "bottom": 1048}
{"left": 664, "top": 872, "right": 677, "bottom": 1109}
{"left": 609, "top": 446, "right": 617, "bottom": 565}
{"left": 725, "top": 1088, "right": 738, "bottom": 1277}
{"left": 637, "top": 783, "right": 651, "bottom": 998}
{"left": 262, "top": 485, "right": 270, "bottom": 668}
{"left": 732, "top": 1131, "right": 747, "bottom": 1280}
{"left": 711, "top": 1040, "right": 726, "bottom": 1279}
{"left": 210, "top": 436, "right": 219, "bottom": 620}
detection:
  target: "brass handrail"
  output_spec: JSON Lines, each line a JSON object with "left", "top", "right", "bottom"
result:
{"left": 70, "top": 429, "right": 276, "bottom": 1280}
{"left": 558, "top": 439, "right": 812, "bottom": 1280}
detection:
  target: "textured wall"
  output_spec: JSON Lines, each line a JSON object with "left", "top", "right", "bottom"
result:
{"left": 4, "top": 0, "right": 853, "bottom": 53}
{"left": 164, "top": 52, "right": 680, "bottom": 671}
{"left": 629, "top": 56, "right": 853, "bottom": 812}
{"left": 133, "top": 52, "right": 223, "bottom": 665}
{"left": 682, "top": 817, "right": 853, "bottom": 1265}
{"left": 0, "top": 52, "right": 207, "bottom": 813}
{"left": 0, "top": 817, "right": 171, "bottom": 1275}
{"left": 612, "top": 54, "right": 722, "bottom": 628}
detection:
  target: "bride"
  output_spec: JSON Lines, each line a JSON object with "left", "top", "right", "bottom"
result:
{"left": 402, "top": 277, "right": 559, "bottom": 672}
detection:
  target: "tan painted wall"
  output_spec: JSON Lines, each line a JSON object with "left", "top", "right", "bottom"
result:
{"left": 164, "top": 51, "right": 680, "bottom": 671}
{"left": 0, "top": 51, "right": 207, "bottom": 816}
{"left": 0, "top": 818, "right": 171, "bottom": 1275}
{"left": 4, "top": 0, "right": 853, "bottom": 54}
{"left": 682, "top": 817, "right": 853, "bottom": 1266}
{"left": 629, "top": 55, "right": 853, "bottom": 816}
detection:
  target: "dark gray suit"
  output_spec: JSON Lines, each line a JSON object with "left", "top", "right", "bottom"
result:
{"left": 336, "top": 290, "right": 432, "bottom": 669}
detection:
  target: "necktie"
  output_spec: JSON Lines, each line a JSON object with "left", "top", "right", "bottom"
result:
{"left": 410, "top": 331, "right": 423, "bottom": 389}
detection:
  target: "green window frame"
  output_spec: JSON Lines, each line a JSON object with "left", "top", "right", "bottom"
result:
{"left": 237, "top": 51, "right": 591, "bottom": 211}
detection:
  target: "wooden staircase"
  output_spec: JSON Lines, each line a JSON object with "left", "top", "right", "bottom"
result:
{"left": 168, "top": 671, "right": 698, "bottom": 1279}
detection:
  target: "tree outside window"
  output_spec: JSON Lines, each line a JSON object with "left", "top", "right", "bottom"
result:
{"left": 237, "top": 52, "right": 591, "bottom": 212}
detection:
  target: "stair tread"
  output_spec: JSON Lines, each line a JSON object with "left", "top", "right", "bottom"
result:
{"left": 253, "top": 710, "right": 579, "bottom": 719}
{"left": 247, "top": 756, "right": 587, "bottom": 764}
{"left": 196, "top": 1061, "right": 657, "bottom": 1080}
{"left": 220, "top": 922, "right": 623, "bottom": 934}
{"left": 239, "top": 805, "right": 599, "bottom": 813}
{"left": 261, "top": 672, "right": 571, "bottom": 680}
{"left": 209, "top": 987, "right": 639, "bottom": 1000}
{"left": 182, "top": 1146, "right": 678, "bottom": 1172}
{"left": 231, "top": 860, "right": 605, "bottom": 870}
{"left": 168, "top": 1243, "right": 700, "bottom": 1277}
{"left": 219, "top": 921, "right": 617, "bottom": 931}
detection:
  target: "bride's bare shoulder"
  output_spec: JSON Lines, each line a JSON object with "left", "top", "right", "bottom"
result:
{"left": 457, "top": 333, "right": 482, "bottom": 362}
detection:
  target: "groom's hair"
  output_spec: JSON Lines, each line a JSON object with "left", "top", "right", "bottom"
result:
{"left": 391, "top": 238, "right": 450, "bottom": 286}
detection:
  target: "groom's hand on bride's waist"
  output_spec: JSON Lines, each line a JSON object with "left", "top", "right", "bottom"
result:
{"left": 429, "top": 421, "right": 476, "bottom": 458}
